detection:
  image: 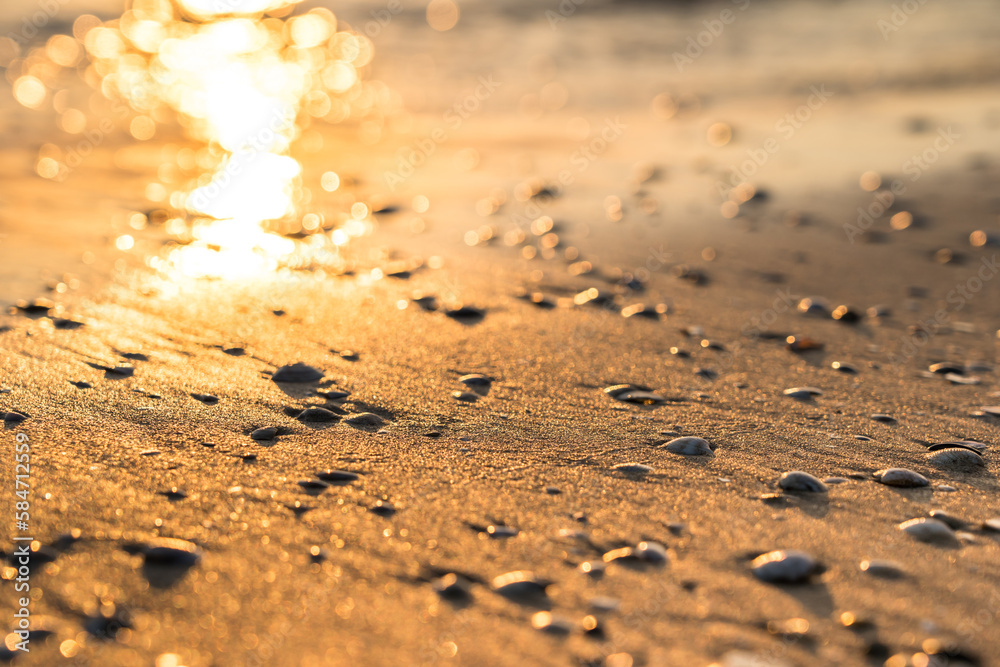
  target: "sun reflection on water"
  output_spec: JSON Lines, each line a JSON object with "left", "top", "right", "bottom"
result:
{"left": 6, "top": 0, "right": 388, "bottom": 279}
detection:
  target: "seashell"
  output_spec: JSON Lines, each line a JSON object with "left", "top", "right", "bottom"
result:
{"left": 531, "top": 611, "right": 573, "bottom": 634}
{"left": 271, "top": 363, "right": 323, "bottom": 383}
{"left": 873, "top": 468, "right": 929, "bottom": 487}
{"left": 316, "top": 389, "right": 350, "bottom": 400}
{"left": 662, "top": 436, "right": 715, "bottom": 457}
{"left": 778, "top": 471, "right": 828, "bottom": 493}
{"left": 369, "top": 500, "right": 396, "bottom": 517}
{"left": 433, "top": 573, "right": 471, "bottom": 600}
{"left": 444, "top": 305, "right": 486, "bottom": 322}
{"left": 928, "top": 440, "right": 987, "bottom": 454}
{"left": 928, "top": 509, "right": 968, "bottom": 530}
{"left": 604, "top": 383, "right": 666, "bottom": 405}
{"left": 859, "top": 559, "right": 905, "bottom": 579}
{"left": 492, "top": 570, "right": 549, "bottom": 601}
{"left": 486, "top": 525, "right": 518, "bottom": 539}
{"left": 602, "top": 541, "right": 668, "bottom": 566}
{"left": 250, "top": 427, "right": 278, "bottom": 440}
{"left": 613, "top": 463, "right": 653, "bottom": 475}
{"left": 295, "top": 407, "right": 340, "bottom": 423}
{"left": 452, "top": 391, "right": 479, "bottom": 402}
{"left": 139, "top": 538, "right": 201, "bottom": 567}
{"left": 615, "top": 390, "right": 666, "bottom": 404}
{"left": 832, "top": 305, "right": 861, "bottom": 323}
{"left": 981, "top": 406, "right": 1000, "bottom": 418}
{"left": 797, "top": 297, "right": 829, "bottom": 316}
{"left": 928, "top": 362, "right": 964, "bottom": 374}
{"left": 871, "top": 414, "right": 897, "bottom": 423}
{"left": 15, "top": 297, "right": 54, "bottom": 313}
{"left": 4, "top": 411, "right": 29, "bottom": 425}
{"left": 459, "top": 374, "right": 492, "bottom": 386}
{"left": 926, "top": 448, "right": 985, "bottom": 471}
{"left": 898, "top": 518, "right": 959, "bottom": 545}
{"left": 867, "top": 305, "right": 891, "bottom": 319}
{"left": 297, "top": 479, "right": 329, "bottom": 494}
{"left": 344, "top": 412, "right": 387, "bottom": 428}
{"left": 945, "top": 373, "right": 980, "bottom": 385}
{"left": 831, "top": 361, "right": 857, "bottom": 373}
{"left": 159, "top": 487, "right": 187, "bottom": 501}
{"left": 316, "top": 469, "right": 360, "bottom": 483}
{"left": 620, "top": 303, "right": 663, "bottom": 319}
{"left": 634, "top": 541, "right": 668, "bottom": 563}
{"left": 588, "top": 596, "right": 619, "bottom": 612}
{"left": 760, "top": 493, "right": 794, "bottom": 506}
{"left": 783, "top": 387, "right": 823, "bottom": 400}
{"left": 786, "top": 336, "right": 824, "bottom": 352}
{"left": 751, "top": 550, "right": 822, "bottom": 584}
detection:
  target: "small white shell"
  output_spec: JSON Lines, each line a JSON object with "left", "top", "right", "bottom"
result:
{"left": 613, "top": 463, "right": 654, "bottom": 475}
{"left": 531, "top": 611, "right": 572, "bottom": 634}
{"left": 635, "top": 541, "right": 668, "bottom": 563}
{"left": 859, "top": 559, "right": 905, "bottom": 578}
{"left": 783, "top": 387, "right": 823, "bottom": 400}
{"left": 344, "top": 412, "right": 387, "bottom": 427}
{"left": 602, "top": 541, "right": 669, "bottom": 566}
{"left": 778, "top": 471, "right": 828, "bottom": 493}
{"left": 928, "top": 509, "right": 967, "bottom": 529}
{"left": 751, "top": 550, "right": 821, "bottom": 584}
{"left": 492, "top": 571, "right": 548, "bottom": 600}
{"left": 926, "top": 448, "right": 985, "bottom": 471}
{"left": 873, "top": 468, "right": 929, "bottom": 487}
{"left": 663, "top": 437, "right": 715, "bottom": 457}
{"left": 898, "top": 518, "right": 958, "bottom": 545}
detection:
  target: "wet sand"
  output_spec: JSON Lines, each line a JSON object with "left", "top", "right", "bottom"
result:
{"left": 2, "top": 1, "right": 1000, "bottom": 666}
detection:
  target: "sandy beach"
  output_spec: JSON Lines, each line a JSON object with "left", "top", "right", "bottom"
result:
{"left": 2, "top": 1, "right": 1000, "bottom": 665}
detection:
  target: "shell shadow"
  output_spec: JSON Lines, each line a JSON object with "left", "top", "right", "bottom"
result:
{"left": 787, "top": 494, "right": 831, "bottom": 519}
{"left": 141, "top": 562, "right": 195, "bottom": 589}
{"left": 776, "top": 581, "right": 835, "bottom": 618}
